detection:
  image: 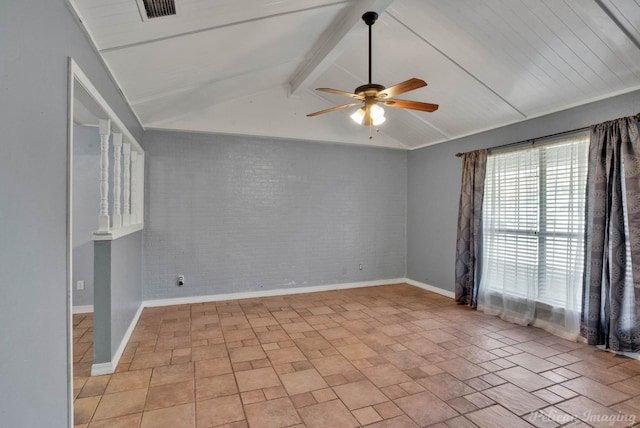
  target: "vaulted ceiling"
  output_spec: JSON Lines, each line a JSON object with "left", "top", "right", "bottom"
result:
{"left": 69, "top": 0, "right": 640, "bottom": 149}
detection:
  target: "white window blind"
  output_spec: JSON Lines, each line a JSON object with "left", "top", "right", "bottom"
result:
{"left": 481, "top": 133, "right": 589, "bottom": 313}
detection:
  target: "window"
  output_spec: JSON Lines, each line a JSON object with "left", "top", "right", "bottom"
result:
{"left": 480, "top": 133, "right": 589, "bottom": 316}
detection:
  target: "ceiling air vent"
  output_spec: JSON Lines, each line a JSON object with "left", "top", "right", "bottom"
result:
{"left": 136, "top": 0, "right": 176, "bottom": 21}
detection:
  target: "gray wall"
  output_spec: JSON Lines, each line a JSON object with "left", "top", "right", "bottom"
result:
{"left": 73, "top": 126, "right": 100, "bottom": 307}
{"left": 94, "top": 231, "right": 143, "bottom": 364}
{"left": 407, "top": 89, "right": 640, "bottom": 294}
{"left": 93, "top": 241, "right": 112, "bottom": 364}
{"left": 110, "top": 232, "right": 143, "bottom": 358}
{"left": 142, "top": 130, "right": 407, "bottom": 300}
{"left": 0, "top": 0, "right": 142, "bottom": 426}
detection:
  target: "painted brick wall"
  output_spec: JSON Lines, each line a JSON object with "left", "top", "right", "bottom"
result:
{"left": 142, "top": 130, "right": 406, "bottom": 299}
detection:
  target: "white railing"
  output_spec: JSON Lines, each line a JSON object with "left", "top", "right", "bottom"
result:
{"left": 94, "top": 119, "right": 144, "bottom": 240}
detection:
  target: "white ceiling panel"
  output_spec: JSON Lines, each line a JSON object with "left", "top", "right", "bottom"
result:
{"left": 134, "top": 61, "right": 300, "bottom": 124}
{"left": 601, "top": 0, "right": 640, "bottom": 42}
{"left": 390, "top": 0, "right": 640, "bottom": 119}
{"left": 75, "top": 0, "right": 348, "bottom": 50}
{"left": 565, "top": 0, "right": 640, "bottom": 77}
{"left": 376, "top": 108, "right": 449, "bottom": 149}
{"left": 390, "top": 0, "right": 562, "bottom": 110}
{"left": 69, "top": 0, "right": 640, "bottom": 149}
{"left": 102, "top": 5, "right": 343, "bottom": 102}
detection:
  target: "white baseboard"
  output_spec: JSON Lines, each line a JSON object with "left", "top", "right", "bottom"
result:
{"left": 91, "top": 303, "right": 144, "bottom": 376}
{"left": 404, "top": 278, "right": 455, "bottom": 299}
{"left": 90, "top": 362, "right": 113, "bottom": 376}
{"left": 143, "top": 278, "right": 407, "bottom": 308}
{"left": 72, "top": 305, "right": 94, "bottom": 314}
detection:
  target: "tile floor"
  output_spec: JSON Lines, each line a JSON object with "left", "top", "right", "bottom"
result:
{"left": 73, "top": 283, "right": 640, "bottom": 427}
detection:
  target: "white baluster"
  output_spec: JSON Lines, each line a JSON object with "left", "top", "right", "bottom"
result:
{"left": 98, "top": 119, "right": 111, "bottom": 232}
{"left": 112, "top": 133, "right": 123, "bottom": 229}
{"left": 130, "top": 150, "right": 138, "bottom": 225}
{"left": 123, "top": 142, "right": 131, "bottom": 227}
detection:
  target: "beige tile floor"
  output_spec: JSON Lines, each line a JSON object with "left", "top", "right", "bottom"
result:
{"left": 73, "top": 283, "right": 640, "bottom": 427}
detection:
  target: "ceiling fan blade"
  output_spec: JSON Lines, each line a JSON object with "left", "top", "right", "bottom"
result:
{"left": 379, "top": 78, "right": 427, "bottom": 99}
{"left": 315, "top": 88, "right": 364, "bottom": 99}
{"left": 306, "top": 102, "right": 361, "bottom": 117}
{"left": 384, "top": 99, "right": 439, "bottom": 112}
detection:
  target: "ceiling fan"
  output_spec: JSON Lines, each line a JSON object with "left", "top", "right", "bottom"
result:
{"left": 307, "top": 11, "right": 439, "bottom": 138}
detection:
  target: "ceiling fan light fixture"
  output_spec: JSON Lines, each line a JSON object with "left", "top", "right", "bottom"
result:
{"left": 350, "top": 108, "right": 366, "bottom": 125}
{"left": 370, "top": 104, "right": 385, "bottom": 119}
{"left": 351, "top": 104, "right": 385, "bottom": 126}
{"left": 372, "top": 115, "right": 386, "bottom": 126}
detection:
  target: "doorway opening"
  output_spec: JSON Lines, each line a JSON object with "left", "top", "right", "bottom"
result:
{"left": 67, "top": 58, "right": 144, "bottom": 426}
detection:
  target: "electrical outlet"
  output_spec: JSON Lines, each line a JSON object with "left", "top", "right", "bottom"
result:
{"left": 77, "top": 280, "right": 85, "bottom": 290}
{"left": 177, "top": 275, "right": 185, "bottom": 287}
{"left": 359, "top": 264, "right": 363, "bottom": 270}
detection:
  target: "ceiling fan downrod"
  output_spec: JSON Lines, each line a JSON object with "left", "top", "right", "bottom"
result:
{"left": 362, "top": 11, "right": 378, "bottom": 84}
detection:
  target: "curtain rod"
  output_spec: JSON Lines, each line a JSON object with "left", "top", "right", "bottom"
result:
{"left": 455, "top": 112, "right": 640, "bottom": 158}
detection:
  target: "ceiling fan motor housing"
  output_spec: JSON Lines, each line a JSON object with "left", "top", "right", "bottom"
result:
{"left": 354, "top": 83, "right": 386, "bottom": 98}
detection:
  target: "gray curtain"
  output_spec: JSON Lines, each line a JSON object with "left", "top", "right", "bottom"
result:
{"left": 455, "top": 149, "right": 487, "bottom": 307}
{"left": 581, "top": 116, "right": 640, "bottom": 353}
